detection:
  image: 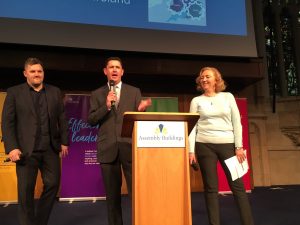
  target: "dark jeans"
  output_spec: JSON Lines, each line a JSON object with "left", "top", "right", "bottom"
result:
{"left": 195, "top": 142, "right": 254, "bottom": 225}
{"left": 16, "top": 149, "right": 60, "bottom": 225}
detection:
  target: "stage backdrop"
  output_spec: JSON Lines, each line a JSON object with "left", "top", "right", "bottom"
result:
{"left": 146, "top": 97, "right": 179, "bottom": 113}
{"left": 0, "top": 92, "right": 18, "bottom": 203}
{"left": 60, "top": 94, "right": 105, "bottom": 201}
{"left": 58, "top": 96, "right": 251, "bottom": 197}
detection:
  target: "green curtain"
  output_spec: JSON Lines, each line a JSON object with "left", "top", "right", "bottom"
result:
{"left": 145, "top": 97, "right": 178, "bottom": 112}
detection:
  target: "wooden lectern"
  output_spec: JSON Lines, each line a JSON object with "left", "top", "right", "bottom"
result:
{"left": 122, "top": 112, "right": 199, "bottom": 225}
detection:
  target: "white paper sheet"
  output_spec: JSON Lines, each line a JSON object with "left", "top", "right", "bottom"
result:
{"left": 224, "top": 151, "right": 249, "bottom": 181}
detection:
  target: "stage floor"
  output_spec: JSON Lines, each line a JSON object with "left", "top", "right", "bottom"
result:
{"left": 1, "top": 185, "right": 300, "bottom": 225}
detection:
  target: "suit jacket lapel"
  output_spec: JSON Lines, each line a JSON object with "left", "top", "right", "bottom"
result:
{"left": 117, "top": 83, "right": 127, "bottom": 112}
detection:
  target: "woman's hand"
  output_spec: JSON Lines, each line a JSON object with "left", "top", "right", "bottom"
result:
{"left": 235, "top": 147, "right": 246, "bottom": 163}
{"left": 189, "top": 152, "right": 197, "bottom": 164}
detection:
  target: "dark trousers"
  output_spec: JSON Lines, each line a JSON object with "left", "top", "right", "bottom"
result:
{"left": 100, "top": 142, "right": 132, "bottom": 225}
{"left": 195, "top": 142, "right": 254, "bottom": 225}
{"left": 16, "top": 149, "right": 60, "bottom": 225}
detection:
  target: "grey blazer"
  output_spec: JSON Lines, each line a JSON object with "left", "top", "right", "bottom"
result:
{"left": 88, "top": 83, "right": 142, "bottom": 163}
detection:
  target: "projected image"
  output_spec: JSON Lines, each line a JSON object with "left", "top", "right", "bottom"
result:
{"left": 149, "top": 0, "right": 206, "bottom": 26}
{"left": 0, "top": 0, "right": 258, "bottom": 57}
{"left": 0, "top": 0, "right": 245, "bottom": 36}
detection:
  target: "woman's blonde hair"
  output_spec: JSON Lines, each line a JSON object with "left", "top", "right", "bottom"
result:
{"left": 195, "top": 67, "right": 226, "bottom": 93}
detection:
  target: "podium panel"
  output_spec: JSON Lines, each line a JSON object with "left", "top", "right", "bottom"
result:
{"left": 122, "top": 112, "right": 199, "bottom": 225}
{"left": 133, "top": 124, "right": 191, "bottom": 225}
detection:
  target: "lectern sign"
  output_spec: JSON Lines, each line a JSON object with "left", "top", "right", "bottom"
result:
{"left": 137, "top": 121, "right": 185, "bottom": 148}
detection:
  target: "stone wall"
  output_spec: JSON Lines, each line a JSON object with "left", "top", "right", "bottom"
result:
{"left": 248, "top": 96, "right": 300, "bottom": 186}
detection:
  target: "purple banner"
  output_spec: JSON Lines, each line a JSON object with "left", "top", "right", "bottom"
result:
{"left": 60, "top": 94, "right": 105, "bottom": 200}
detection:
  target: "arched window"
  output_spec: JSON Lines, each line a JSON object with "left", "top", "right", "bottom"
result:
{"left": 263, "top": 0, "right": 300, "bottom": 96}
{"left": 281, "top": 6, "right": 298, "bottom": 95}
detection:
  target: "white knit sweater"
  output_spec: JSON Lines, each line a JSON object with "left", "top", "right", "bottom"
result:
{"left": 189, "top": 92, "right": 243, "bottom": 153}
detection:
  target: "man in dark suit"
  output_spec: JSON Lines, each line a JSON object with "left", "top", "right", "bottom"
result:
{"left": 1, "top": 57, "right": 69, "bottom": 225}
{"left": 88, "top": 57, "right": 151, "bottom": 225}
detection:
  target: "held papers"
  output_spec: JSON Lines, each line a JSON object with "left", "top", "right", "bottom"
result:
{"left": 224, "top": 151, "right": 249, "bottom": 181}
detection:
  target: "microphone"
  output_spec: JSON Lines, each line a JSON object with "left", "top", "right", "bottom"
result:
{"left": 191, "top": 161, "right": 199, "bottom": 171}
{"left": 109, "top": 80, "right": 116, "bottom": 107}
{"left": 3, "top": 157, "right": 11, "bottom": 162}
